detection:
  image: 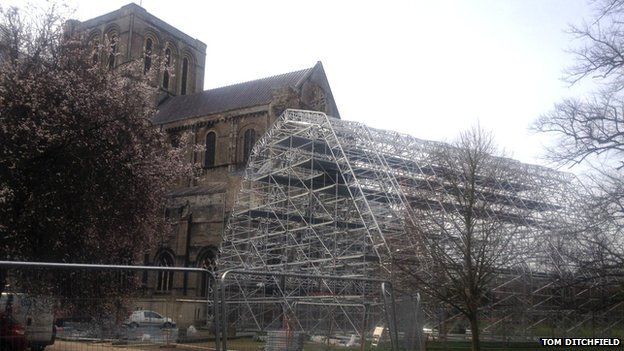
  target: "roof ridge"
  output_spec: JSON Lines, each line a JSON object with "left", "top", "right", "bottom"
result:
{"left": 153, "top": 62, "right": 329, "bottom": 125}
{"left": 295, "top": 61, "right": 321, "bottom": 88}
{"left": 205, "top": 66, "right": 313, "bottom": 91}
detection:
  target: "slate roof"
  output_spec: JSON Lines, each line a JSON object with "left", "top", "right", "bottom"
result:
{"left": 153, "top": 65, "right": 317, "bottom": 125}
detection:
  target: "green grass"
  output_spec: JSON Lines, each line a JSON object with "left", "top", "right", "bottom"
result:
{"left": 425, "top": 340, "right": 619, "bottom": 351}
{"left": 174, "top": 338, "right": 622, "bottom": 351}
{"left": 225, "top": 339, "right": 371, "bottom": 351}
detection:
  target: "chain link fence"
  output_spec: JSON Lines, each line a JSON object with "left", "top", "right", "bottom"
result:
{"left": 216, "top": 270, "right": 422, "bottom": 351}
{"left": 0, "top": 261, "right": 218, "bottom": 351}
{"left": 0, "top": 262, "right": 423, "bottom": 351}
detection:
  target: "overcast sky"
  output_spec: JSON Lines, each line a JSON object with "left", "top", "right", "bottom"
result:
{"left": 6, "top": 0, "right": 598, "bottom": 167}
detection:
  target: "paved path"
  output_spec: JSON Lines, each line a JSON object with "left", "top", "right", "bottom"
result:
{"left": 47, "top": 340, "right": 217, "bottom": 351}
{"left": 47, "top": 340, "right": 166, "bottom": 350}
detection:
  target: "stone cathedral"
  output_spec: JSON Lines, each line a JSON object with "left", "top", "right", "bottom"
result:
{"left": 68, "top": 3, "right": 340, "bottom": 325}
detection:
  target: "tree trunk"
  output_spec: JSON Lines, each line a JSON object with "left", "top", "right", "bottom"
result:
{"left": 469, "top": 314, "right": 480, "bottom": 351}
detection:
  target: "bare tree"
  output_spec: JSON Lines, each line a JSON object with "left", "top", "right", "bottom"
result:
{"left": 533, "top": 0, "right": 624, "bottom": 167}
{"left": 534, "top": 0, "right": 624, "bottom": 265}
{"left": 394, "top": 126, "right": 535, "bottom": 351}
{"left": 534, "top": 94, "right": 624, "bottom": 169}
{"left": 533, "top": 0, "right": 624, "bottom": 322}
{"left": 567, "top": 172, "right": 624, "bottom": 280}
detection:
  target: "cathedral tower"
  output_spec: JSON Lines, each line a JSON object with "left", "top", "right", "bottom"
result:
{"left": 66, "top": 3, "right": 206, "bottom": 101}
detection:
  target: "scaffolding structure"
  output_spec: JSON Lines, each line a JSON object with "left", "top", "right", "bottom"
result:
{"left": 219, "top": 109, "right": 623, "bottom": 340}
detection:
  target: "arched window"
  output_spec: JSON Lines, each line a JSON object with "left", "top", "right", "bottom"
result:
{"left": 243, "top": 129, "right": 256, "bottom": 163}
{"left": 156, "top": 251, "right": 174, "bottom": 292}
{"left": 106, "top": 32, "right": 117, "bottom": 69}
{"left": 144, "top": 38, "right": 153, "bottom": 73}
{"left": 90, "top": 39, "right": 100, "bottom": 65}
{"left": 204, "top": 131, "right": 216, "bottom": 168}
{"left": 169, "top": 132, "right": 180, "bottom": 147}
{"left": 181, "top": 57, "right": 189, "bottom": 95}
{"left": 163, "top": 48, "right": 171, "bottom": 89}
{"left": 88, "top": 31, "right": 101, "bottom": 66}
{"left": 196, "top": 246, "right": 217, "bottom": 297}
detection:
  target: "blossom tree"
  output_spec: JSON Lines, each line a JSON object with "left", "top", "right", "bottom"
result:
{"left": 0, "top": 3, "right": 192, "bottom": 303}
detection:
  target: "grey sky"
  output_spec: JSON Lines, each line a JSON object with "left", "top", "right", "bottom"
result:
{"left": 5, "top": 0, "right": 597, "bottom": 167}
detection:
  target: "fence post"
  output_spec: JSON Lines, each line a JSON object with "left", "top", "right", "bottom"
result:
{"left": 211, "top": 272, "right": 221, "bottom": 351}
{"left": 415, "top": 293, "right": 424, "bottom": 351}
{"left": 381, "top": 282, "right": 399, "bottom": 351}
{"left": 221, "top": 274, "right": 228, "bottom": 351}
{"left": 360, "top": 303, "right": 369, "bottom": 351}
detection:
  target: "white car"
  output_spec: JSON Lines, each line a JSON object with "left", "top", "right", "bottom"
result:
{"left": 124, "top": 310, "right": 175, "bottom": 328}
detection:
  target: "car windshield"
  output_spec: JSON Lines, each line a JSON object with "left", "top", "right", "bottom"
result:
{"left": 146, "top": 311, "right": 161, "bottom": 318}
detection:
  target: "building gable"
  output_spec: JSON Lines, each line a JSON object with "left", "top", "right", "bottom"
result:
{"left": 153, "top": 61, "right": 340, "bottom": 126}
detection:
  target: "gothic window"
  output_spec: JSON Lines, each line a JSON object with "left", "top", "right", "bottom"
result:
{"left": 144, "top": 38, "right": 153, "bottom": 73}
{"left": 163, "top": 48, "right": 171, "bottom": 89}
{"left": 243, "top": 129, "right": 256, "bottom": 163}
{"left": 156, "top": 251, "right": 174, "bottom": 292}
{"left": 181, "top": 57, "right": 189, "bottom": 95}
{"left": 90, "top": 39, "right": 100, "bottom": 65}
{"left": 196, "top": 246, "right": 217, "bottom": 297}
{"left": 88, "top": 32, "right": 101, "bottom": 66}
{"left": 204, "top": 131, "right": 216, "bottom": 168}
{"left": 106, "top": 31, "right": 117, "bottom": 69}
{"left": 169, "top": 132, "right": 180, "bottom": 147}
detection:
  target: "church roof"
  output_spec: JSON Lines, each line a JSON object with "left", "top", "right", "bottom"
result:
{"left": 153, "top": 64, "right": 318, "bottom": 125}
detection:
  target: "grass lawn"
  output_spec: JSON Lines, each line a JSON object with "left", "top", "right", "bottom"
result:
{"left": 172, "top": 338, "right": 621, "bottom": 351}
{"left": 425, "top": 340, "right": 620, "bottom": 351}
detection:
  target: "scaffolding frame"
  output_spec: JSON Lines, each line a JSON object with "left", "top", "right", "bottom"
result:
{"left": 219, "top": 109, "right": 623, "bottom": 340}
